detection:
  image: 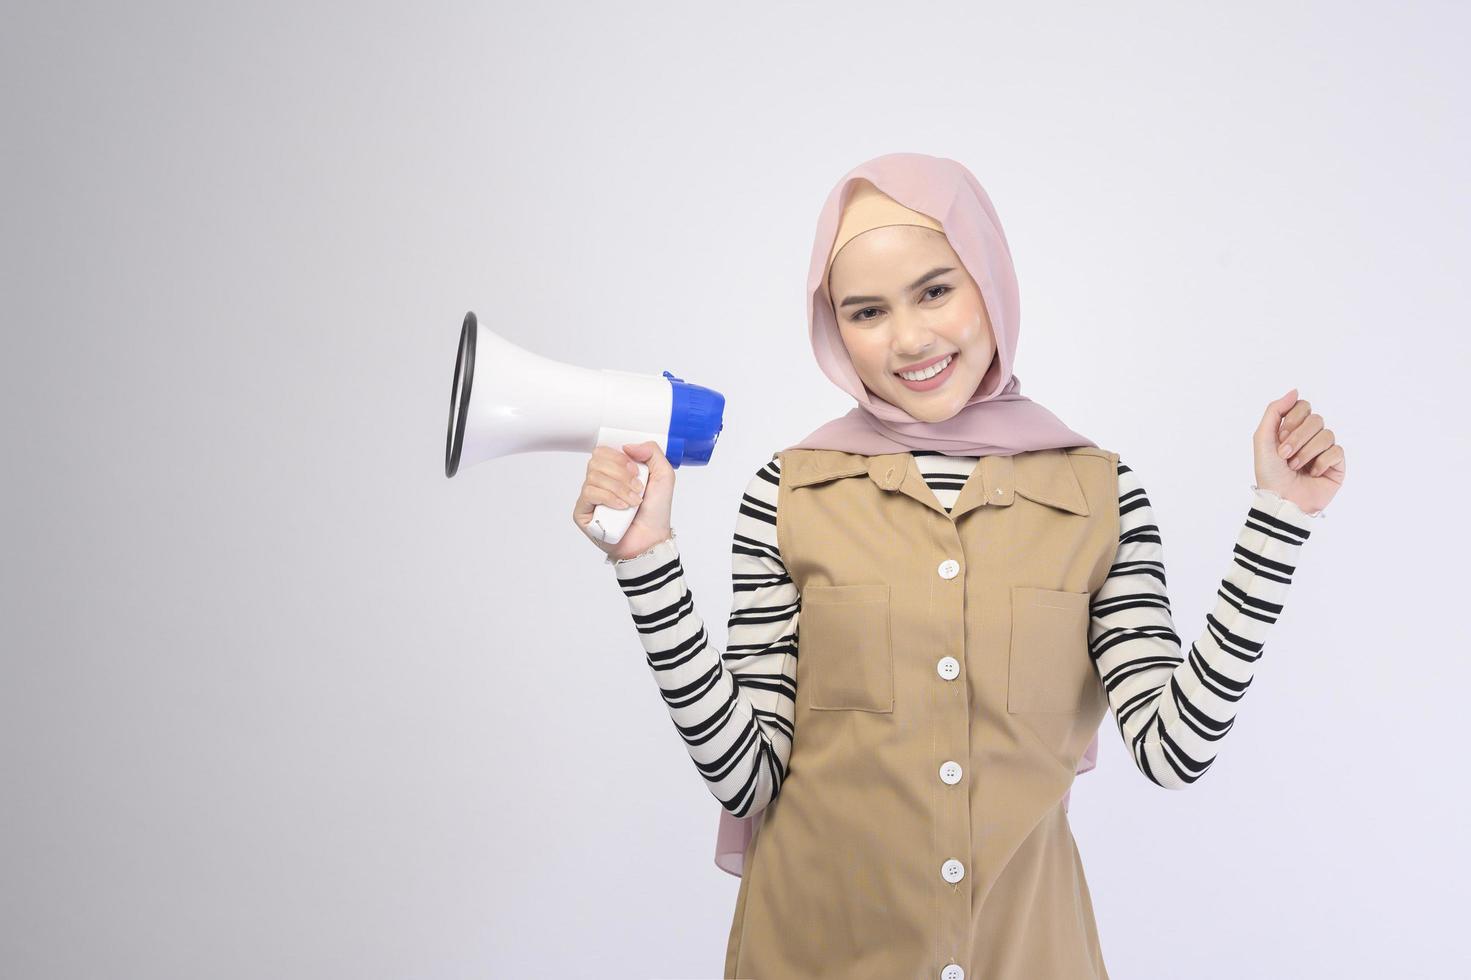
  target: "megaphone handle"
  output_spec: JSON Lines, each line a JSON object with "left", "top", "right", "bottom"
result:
{"left": 589, "top": 458, "right": 647, "bottom": 546}
{"left": 589, "top": 423, "right": 661, "bottom": 546}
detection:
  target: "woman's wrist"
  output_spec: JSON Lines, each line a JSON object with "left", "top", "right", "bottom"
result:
{"left": 1251, "top": 484, "right": 1326, "bottom": 519}
{"left": 604, "top": 528, "right": 678, "bottom": 565}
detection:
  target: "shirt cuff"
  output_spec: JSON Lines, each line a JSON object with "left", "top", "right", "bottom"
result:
{"left": 607, "top": 531, "right": 680, "bottom": 573}
{"left": 1251, "top": 484, "right": 1325, "bottom": 524}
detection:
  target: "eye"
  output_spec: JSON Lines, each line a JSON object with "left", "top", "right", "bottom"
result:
{"left": 850, "top": 285, "right": 949, "bottom": 322}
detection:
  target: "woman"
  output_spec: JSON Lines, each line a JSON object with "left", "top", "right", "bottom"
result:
{"left": 574, "top": 153, "right": 1345, "bottom": 980}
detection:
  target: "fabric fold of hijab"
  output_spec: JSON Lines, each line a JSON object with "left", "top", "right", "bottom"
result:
{"left": 716, "top": 152, "right": 1101, "bottom": 878}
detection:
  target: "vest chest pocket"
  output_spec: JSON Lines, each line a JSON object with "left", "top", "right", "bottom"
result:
{"left": 1007, "top": 586, "right": 1094, "bottom": 714}
{"left": 797, "top": 583, "right": 894, "bottom": 713}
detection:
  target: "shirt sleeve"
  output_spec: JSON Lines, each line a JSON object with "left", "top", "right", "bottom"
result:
{"left": 1089, "top": 457, "right": 1319, "bottom": 789}
{"left": 610, "top": 456, "right": 797, "bottom": 817}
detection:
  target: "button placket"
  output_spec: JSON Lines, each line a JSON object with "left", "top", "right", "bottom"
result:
{"left": 930, "top": 524, "right": 972, "bottom": 970}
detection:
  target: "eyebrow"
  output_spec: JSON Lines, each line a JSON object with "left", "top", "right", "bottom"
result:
{"left": 838, "top": 267, "right": 957, "bottom": 308}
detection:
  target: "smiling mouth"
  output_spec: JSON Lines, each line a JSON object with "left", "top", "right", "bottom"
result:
{"left": 894, "top": 352, "right": 957, "bottom": 380}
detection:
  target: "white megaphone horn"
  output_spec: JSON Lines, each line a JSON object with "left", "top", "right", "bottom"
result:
{"left": 444, "top": 311, "right": 726, "bottom": 546}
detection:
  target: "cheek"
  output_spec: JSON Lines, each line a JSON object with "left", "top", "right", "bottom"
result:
{"left": 929, "top": 298, "right": 982, "bottom": 337}
{"left": 849, "top": 338, "right": 890, "bottom": 379}
{"left": 965, "top": 296, "right": 988, "bottom": 328}
{"left": 953, "top": 307, "right": 990, "bottom": 346}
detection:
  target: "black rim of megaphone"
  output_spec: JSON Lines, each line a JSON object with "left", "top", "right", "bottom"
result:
{"left": 445, "top": 311, "right": 476, "bottom": 477}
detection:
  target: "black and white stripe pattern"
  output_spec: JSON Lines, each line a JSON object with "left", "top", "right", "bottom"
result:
{"left": 613, "top": 452, "right": 1319, "bottom": 813}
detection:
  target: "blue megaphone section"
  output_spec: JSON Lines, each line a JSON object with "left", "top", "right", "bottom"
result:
{"left": 662, "top": 370, "right": 725, "bottom": 468}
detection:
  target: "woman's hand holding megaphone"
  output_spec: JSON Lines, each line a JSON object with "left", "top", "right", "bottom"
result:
{"left": 575, "top": 441, "right": 676, "bottom": 561}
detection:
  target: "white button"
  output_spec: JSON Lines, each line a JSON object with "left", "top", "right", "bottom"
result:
{"left": 936, "top": 656, "right": 960, "bottom": 680}
{"left": 993, "top": 487, "right": 1004, "bottom": 497}
{"left": 940, "top": 760, "right": 963, "bottom": 784}
{"left": 941, "top": 858, "right": 965, "bottom": 883}
{"left": 938, "top": 559, "right": 960, "bottom": 579}
{"left": 941, "top": 965, "right": 965, "bottom": 980}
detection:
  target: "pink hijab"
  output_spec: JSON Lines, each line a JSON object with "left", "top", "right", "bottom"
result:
{"left": 714, "top": 152, "right": 1102, "bottom": 878}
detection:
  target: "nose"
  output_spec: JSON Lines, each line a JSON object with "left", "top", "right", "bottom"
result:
{"left": 890, "top": 315, "right": 935, "bottom": 360}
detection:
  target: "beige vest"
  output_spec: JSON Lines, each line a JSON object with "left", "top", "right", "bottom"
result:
{"left": 724, "top": 446, "right": 1122, "bottom": 980}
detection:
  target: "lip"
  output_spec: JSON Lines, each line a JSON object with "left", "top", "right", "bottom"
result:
{"left": 893, "top": 352, "right": 956, "bottom": 374}
{"left": 893, "top": 351, "right": 960, "bottom": 392}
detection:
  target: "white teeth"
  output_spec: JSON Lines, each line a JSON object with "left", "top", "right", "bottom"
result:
{"left": 897, "top": 354, "right": 954, "bottom": 381}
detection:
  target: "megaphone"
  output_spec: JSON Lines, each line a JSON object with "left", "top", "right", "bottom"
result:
{"left": 444, "top": 311, "right": 726, "bottom": 546}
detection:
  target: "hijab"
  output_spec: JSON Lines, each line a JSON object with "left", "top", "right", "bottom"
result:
{"left": 715, "top": 152, "right": 1101, "bottom": 878}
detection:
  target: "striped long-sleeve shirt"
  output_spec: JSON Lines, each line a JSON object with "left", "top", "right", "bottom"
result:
{"left": 611, "top": 451, "right": 1321, "bottom": 818}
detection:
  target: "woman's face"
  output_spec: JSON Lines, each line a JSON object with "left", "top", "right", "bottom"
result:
{"left": 828, "top": 225, "right": 996, "bottom": 422}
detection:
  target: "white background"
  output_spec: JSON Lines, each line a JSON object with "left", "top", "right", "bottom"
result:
{"left": 3, "top": 2, "right": 1466, "bottom": 977}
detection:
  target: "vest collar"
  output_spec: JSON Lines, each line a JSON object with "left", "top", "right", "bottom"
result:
{"left": 779, "top": 448, "right": 1091, "bottom": 520}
